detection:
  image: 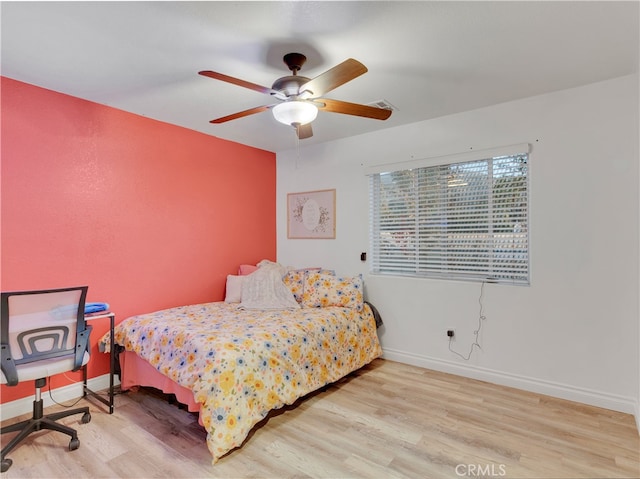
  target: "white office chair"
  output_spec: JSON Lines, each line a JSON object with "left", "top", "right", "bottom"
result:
{"left": 1, "top": 286, "right": 92, "bottom": 473}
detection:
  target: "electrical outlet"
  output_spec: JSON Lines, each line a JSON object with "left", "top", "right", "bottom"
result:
{"left": 447, "top": 329, "right": 455, "bottom": 338}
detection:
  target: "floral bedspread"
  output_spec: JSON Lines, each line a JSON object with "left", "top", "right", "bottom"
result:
{"left": 102, "top": 302, "right": 382, "bottom": 463}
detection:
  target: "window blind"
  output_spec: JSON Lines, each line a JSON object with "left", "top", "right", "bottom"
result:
{"left": 369, "top": 150, "right": 529, "bottom": 285}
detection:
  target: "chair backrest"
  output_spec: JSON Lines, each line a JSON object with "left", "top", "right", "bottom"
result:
{"left": 1, "top": 286, "right": 90, "bottom": 386}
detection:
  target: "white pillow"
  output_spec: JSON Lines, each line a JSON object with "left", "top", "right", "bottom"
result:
{"left": 224, "top": 275, "right": 244, "bottom": 303}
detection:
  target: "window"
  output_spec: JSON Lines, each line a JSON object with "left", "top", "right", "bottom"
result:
{"left": 368, "top": 146, "right": 529, "bottom": 285}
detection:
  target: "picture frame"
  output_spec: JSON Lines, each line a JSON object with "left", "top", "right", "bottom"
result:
{"left": 287, "top": 189, "right": 336, "bottom": 239}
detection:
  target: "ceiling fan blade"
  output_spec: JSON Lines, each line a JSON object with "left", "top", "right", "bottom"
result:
{"left": 295, "top": 123, "right": 313, "bottom": 139}
{"left": 199, "top": 70, "right": 284, "bottom": 98}
{"left": 298, "top": 58, "right": 368, "bottom": 98}
{"left": 210, "top": 105, "right": 275, "bottom": 124}
{"left": 314, "top": 98, "right": 392, "bottom": 120}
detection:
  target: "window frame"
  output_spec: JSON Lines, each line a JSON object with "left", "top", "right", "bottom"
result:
{"left": 367, "top": 144, "right": 530, "bottom": 286}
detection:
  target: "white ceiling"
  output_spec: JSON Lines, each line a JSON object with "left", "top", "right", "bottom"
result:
{"left": 2, "top": 1, "right": 638, "bottom": 153}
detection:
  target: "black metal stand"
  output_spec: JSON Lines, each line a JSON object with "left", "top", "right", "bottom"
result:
{"left": 83, "top": 312, "right": 115, "bottom": 414}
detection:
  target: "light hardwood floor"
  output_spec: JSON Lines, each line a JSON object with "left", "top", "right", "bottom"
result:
{"left": 1, "top": 359, "right": 638, "bottom": 478}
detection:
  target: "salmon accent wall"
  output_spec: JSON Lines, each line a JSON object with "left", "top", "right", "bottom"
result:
{"left": 1, "top": 77, "right": 276, "bottom": 402}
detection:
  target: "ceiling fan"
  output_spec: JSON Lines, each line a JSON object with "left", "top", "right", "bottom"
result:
{"left": 198, "top": 53, "right": 392, "bottom": 139}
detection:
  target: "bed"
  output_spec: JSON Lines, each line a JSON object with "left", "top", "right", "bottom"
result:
{"left": 100, "top": 262, "right": 383, "bottom": 464}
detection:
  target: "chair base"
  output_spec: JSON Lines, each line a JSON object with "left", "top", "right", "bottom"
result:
{"left": 1, "top": 381, "right": 91, "bottom": 472}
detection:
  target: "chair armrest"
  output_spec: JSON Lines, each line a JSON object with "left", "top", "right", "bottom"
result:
{"left": 1, "top": 343, "right": 18, "bottom": 386}
{"left": 73, "top": 325, "right": 92, "bottom": 371}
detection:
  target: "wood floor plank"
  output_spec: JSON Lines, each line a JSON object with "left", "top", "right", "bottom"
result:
{"left": 1, "top": 359, "right": 638, "bottom": 478}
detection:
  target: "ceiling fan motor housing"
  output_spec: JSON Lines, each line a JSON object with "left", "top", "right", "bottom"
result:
{"left": 271, "top": 75, "right": 312, "bottom": 98}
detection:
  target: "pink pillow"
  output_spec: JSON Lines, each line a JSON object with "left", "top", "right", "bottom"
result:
{"left": 238, "top": 264, "right": 259, "bottom": 275}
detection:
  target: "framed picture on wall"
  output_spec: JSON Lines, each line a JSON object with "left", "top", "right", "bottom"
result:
{"left": 287, "top": 189, "right": 336, "bottom": 239}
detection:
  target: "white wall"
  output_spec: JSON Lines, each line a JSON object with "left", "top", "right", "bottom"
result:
{"left": 277, "top": 75, "right": 639, "bottom": 417}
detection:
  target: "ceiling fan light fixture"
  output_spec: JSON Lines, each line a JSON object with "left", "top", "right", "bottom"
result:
{"left": 272, "top": 101, "right": 318, "bottom": 126}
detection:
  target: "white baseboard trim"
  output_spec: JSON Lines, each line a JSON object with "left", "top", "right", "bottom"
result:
{"left": 1, "top": 374, "right": 118, "bottom": 421}
{"left": 382, "top": 348, "right": 638, "bottom": 419}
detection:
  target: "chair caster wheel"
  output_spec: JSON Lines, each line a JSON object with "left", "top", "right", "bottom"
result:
{"left": 1, "top": 458, "right": 13, "bottom": 472}
{"left": 81, "top": 412, "right": 91, "bottom": 424}
{"left": 69, "top": 438, "right": 80, "bottom": 450}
